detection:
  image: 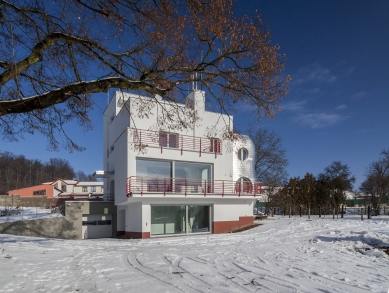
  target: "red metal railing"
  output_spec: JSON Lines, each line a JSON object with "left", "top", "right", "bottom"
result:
{"left": 126, "top": 176, "right": 262, "bottom": 197}
{"left": 130, "top": 129, "right": 222, "bottom": 156}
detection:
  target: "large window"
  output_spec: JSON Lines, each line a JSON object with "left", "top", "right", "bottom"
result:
{"left": 136, "top": 159, "right": 172, "bottom": 178}
{"left": 175, "top": 162, "right": 211, "bottom": 193}
{"left": 136, "top": 159, "right": 212, "bottom": 193}
{"left": 137, "top": 159, "right": 211, "bottom": 179}
{"left": 151, "top": 205, "right": 210, "bottom": 236}
{"left": 136, "top": 159, "right": 172, "bottom": 192}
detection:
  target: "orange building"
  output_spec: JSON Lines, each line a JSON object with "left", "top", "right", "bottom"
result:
{"left": 8, "top": 184, "right": 57, "bottom": 198}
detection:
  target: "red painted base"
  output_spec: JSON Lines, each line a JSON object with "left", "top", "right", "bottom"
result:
{"left": 117, "top": 231, "right": 125, "bottom": 237}
{"left": 212, "top": 216, "right": 254, "bottom": 234}
{"left": 124, "top": 231, "right": 151, "bottom": 239}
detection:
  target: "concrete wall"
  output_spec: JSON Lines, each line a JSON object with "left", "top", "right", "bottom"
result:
{"left": 0, "top": 201, "right": 117, "bottom": 240}
{"left": 0, "top": 195, "right": 63, "bottom": 208}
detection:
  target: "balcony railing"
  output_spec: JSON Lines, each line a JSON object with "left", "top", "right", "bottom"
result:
{"left": 126, "top": 176, "right": 262, "bottom": 197}
{"left": 130, "top": 129, "right": 222, "bottom": 156}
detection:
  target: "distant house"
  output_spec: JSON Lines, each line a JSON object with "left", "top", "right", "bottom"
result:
{"left": 8, "top": 179, "right": 104, "bottom": 199}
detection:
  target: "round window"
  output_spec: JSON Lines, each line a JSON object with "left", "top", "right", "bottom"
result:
{"left": 237, "top": 148, "right": 248, "bottom": 161}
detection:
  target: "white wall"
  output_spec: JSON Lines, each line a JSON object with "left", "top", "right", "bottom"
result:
{"left": 125, "top": 202, "right": 142, "bottom": 232}
{"left": 213, "top": 199, "right": 254, "bottom": 222}
{"left": 233, "top": 135, "right": 255, "bottom": 183}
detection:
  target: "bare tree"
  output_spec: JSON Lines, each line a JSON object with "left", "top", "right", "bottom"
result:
{"left": 318, "top": 161, "right": 355, "bottom": 209}
{"left": 360, "top": 149, "right": 389, "bottom": 215}
{"left": 248, "top": 128, "right": 288, "bottom": 185}
{"left": 299, "top": 173, "right": 316, "bottom": 209}
{"left": 75, "top": 171, "right": 96, "bottom": 181}
{"left": 0, "top": 0, "right": 289, "bottom": 151}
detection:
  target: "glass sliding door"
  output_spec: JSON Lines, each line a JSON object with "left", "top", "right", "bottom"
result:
{"left": 188, "top": 205, "right": 210, "bottom": 233}
{"left": 151, "top": 205, "right": 186, "bottom": 235}
{"left": 151, "top": 205, "right": 210, "bottom": 236}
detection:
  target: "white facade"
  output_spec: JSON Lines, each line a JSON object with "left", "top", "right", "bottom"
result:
{"left": 96, "top": 90, "right": 261, "bottom": 238}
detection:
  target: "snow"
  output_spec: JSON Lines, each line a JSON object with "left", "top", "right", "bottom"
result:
{"left": 0, "top": 207, "right": 62, "bottom": 223}
{"left": 1, "top": 215, "right": 389, "bottom": 293}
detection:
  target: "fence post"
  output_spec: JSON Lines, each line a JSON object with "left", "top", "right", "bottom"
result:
{"left": 299, "top": 206, "right": 302, "bottom": 217}
{"left": 319, "top": 205, "right": 321, "bottom": 218}
{"left": 341, "top": 204, "right": 344, "bottom": 219}
{"left": 308, "top": 207, "right": 310, "bottom": 219}
{"left": 361, "top": 208, "right": 363, "bottom": 221}
{"left": 333, "top": 208, "right": 335, "bottom": 220}
{"left": 368, "top": 205, "right": 371, "bottom": 219}
{"left": 272, "top": 207, "right": 274, "bottom": 217}
{"left": 289, "top": 207, "right": 291, "bottom": 218}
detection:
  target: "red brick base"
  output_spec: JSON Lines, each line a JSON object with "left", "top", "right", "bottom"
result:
{"left": 212, "top": 216, "right": 254, "bottom": 234}
{"left": 124, "top": 231, "right": 151, "bottom": 239}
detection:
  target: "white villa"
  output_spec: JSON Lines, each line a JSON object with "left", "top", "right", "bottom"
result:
{"left": 94, "top": 90, "right": 262, "bottom": 238}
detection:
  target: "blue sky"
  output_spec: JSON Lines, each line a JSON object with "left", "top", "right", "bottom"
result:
{"left": 1, "top": 0, "right": 389, "bottom": 189}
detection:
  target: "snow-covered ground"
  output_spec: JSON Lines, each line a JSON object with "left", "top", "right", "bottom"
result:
{"left": 1, "top": 215, "right": 388, "bottom": 293}
{"left": 0, "top": 207, "right": 62, "bottom": 223}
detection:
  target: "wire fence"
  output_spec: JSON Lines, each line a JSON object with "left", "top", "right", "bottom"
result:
{"left": 254, "top": 205, "right": 389, "bottom": 218}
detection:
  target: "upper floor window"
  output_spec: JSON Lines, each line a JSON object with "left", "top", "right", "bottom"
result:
{"left": 82, "top": 187, "right": 88, "bottom": 192}
{"left": 210, "top": 138, "right": 221, "bottom": 153}
{"left": 61, "top": 184, "right": 67, "bottom": 192}
{"left": 237, "top": 148, "right": 248, "bottom": 162}
{"left": 91, "top": 186, "right": 96, "bottom": 192}
{"left": 159, "top": 132, "right": 178, "bottom": 148}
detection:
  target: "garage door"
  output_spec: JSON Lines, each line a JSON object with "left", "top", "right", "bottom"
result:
{"left": 82, "top": 214, "right": 112, "bottom": 239}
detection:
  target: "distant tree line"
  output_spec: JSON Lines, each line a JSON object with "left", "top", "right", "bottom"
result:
{"left": 0, "top": 151, "right": 96, "bottom": 194}
{"left": 267, "top": 161, "right": 355, "bottom": 214}
{"left": 251, "top": 128, "right": 389, "bottom": 215}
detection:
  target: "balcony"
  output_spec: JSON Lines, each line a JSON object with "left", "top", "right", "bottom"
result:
{"left": 131, "top": 129, "right": 222, "bottom": 156}
{"left": 126, "top": 176, "right": 262, "bottom": 197}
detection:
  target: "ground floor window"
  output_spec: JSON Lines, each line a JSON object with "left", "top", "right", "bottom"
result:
{"left": 151, "top": 205, "right": 210, "bottom": 236}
